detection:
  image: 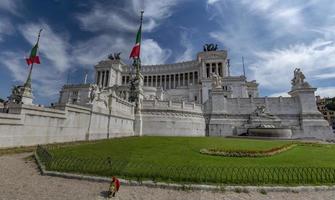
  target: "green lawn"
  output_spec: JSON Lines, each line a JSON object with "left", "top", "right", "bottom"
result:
{"left": 38, "top": 136, "right": 335, "bottom": 185}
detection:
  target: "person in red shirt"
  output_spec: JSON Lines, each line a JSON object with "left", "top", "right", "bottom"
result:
{"left": 108, "top": 176, "right": 120, "bottom": 197}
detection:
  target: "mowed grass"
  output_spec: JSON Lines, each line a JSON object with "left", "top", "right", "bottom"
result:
{"left": 41, "top": 136, "right": 335, "bottom": 185}
{"left": 48, "top": 136, "right": 335, "bottom": 168}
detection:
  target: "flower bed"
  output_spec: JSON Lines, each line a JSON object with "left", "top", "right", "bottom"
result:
{"left": 200, "top": 143, "right": 296, "bottom": 157}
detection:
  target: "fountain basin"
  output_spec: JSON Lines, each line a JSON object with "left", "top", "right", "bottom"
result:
{"left": 247, "top": 128, "right": 292, "bottom": 139}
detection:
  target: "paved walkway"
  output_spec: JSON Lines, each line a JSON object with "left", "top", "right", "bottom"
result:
{"left": 1, "top": 153, "right": 335, "bottom": 200}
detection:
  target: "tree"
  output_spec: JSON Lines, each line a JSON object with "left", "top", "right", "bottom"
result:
{"left": 325, "top": 97, "right": 335, "bottom": 111}
{"left": 0, "top": 98, "right": 4, "bottom": 103}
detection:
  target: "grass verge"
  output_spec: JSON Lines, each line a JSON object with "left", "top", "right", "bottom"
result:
{"left": 35, "top": 136, "right": 335, "bottom": 185}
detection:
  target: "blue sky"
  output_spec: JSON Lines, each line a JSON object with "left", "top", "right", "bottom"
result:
{"left": 0, "top": 0, "right": 335, "bottom": 105}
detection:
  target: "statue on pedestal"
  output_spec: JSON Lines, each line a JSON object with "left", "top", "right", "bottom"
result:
{"left": 203, "top": 43, "right": 218, "bottom": 51}
{"left": 291, "top": 68, "right": 311, "bottom": 89}
{"left": 211, "top": 72, "right": 222, "bottom": 89}
{"left": 253, "top": 105, "right": 266, "bottom": 116}
{"left": 252, "top": 105, "right": 276, "bottom": 119}
{"left": 88, "top": 84, "right": 99, "bottom": 103}
{"left": 8, "top": 85, "right": 23, "bottom": 104}
{"left": 108, "top": 52, "right": 121, "bottom": 60}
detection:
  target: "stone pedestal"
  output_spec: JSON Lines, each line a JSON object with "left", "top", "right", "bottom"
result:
{"left": 134, "top": 112, "right": 143, "bottom": 136}
{"left": 289, "top": 87, "right": 333, "bottom": 139}
{"left": 133, "top": 71, "right": 144, "bottom": 136}
{"left": 20, "top": 86, "right": 33, "bottom": 105}
{"left": 289, "top": 87, "right": 319, "bottom": 114}
{"left": 211, "top": 87, "right": 227, "bottom": 114}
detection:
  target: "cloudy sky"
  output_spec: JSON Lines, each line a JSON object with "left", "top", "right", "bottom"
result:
{"left": 0, "top": 0, "right": 335, "bottom": 105}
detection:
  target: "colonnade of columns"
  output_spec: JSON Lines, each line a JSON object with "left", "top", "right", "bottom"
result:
{"left": 96, "top": 70, "right": 110, "bottom": 88}
{"left": 205, "top": 62, "right": 224, "bottom": 78}
{"left": 122, "top": 71, "right": 198, "bottom": 90}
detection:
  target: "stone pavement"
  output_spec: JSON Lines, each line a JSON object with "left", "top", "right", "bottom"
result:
{"left": 0, "top": 153, "right": 334, "bottom": 200}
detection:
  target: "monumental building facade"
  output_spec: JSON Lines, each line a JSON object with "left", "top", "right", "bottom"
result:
{"left": 0, "top": 48, "right": 333, "bottom": 148}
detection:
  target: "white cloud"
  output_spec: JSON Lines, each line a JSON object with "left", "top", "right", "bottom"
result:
{"left": 314, "top": 73, "right": 335, "bottom": 80}
{"left": 269, "top": 92, "right": 290, "bottom": 97}
{"left": 76, "top": 0, "right": 180, "bottom": 33}
{"left": 76, "top": 5, "right": 150, "bottom": 33}
{"left": 207, "top": 0, "right": 220, "bottom": 5}
{"left": 250, "top": 39, "right": 335, "bottom": 92}
{"left": 243, "top": 0, "right": 279, "bottom": 11}
{"left": 141, "top": 39, "right": 171, "bottom": 65}
{"left": 19, "top": 23, "right": 70, "bottom": 72}
{"left": 73, "top": 0, "right": 177, "bottom": 68}
{"left": 316, "top": 87, "right": 335, "bottom": 98}
{"left": 0, "top": 22, "right": 71, "bottom": 102}
{"left": 130, "top": 0, "right": 179, "bottom": 21}
{"left": 208, "top": 1, "right": 335, "bottom": 97}
{"left": 0, "top": 18, "right": 14, "bottom": 42}
{"left": 175, "top": 31, "right": 195, "bottom": 62}
{"left": 0, "top": 0, "right": 20, "bottom": 15}
{"left": 269, "top": 86, "right": 335, "bottom": 98}
{"left": 72, "top": 35, "right": 171, "bottom": 66}
{"left": 0, "top": 52, "right": 27, "bottom": 82}
{"left": 240, "top": 0, "right": 306, "bottom": 35}
{"left": 0, "top": 51, "right": 65, "bottom": 100}
{"left": 2, "top": 19, "right": 172, "bottom": 101}
{"left": 72, "top": 35, "right": 131, "bottom": 66}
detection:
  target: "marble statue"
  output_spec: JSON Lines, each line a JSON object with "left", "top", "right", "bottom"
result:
{"left": 254, "top": 105, "right": 266, "bottom": 116}
{"left": 9, "top": 85, "right": 23, "bottom": 104}
{"left": 89, "top": 84, "right": 98, "bottom": 103}
{"left": 252, "top": 105, "right": 277, "bottom": 119}
{"left": 291, "top": 68, "right": 311, "bottom": 89}
{"left": 108, "top": 52, "right": 121, "bottom": 60}
{"left": 203, "top": 43, "right": 218, "bottom": 51}
{"left": 211, "top": 72, "right": 222, "bottom": 89}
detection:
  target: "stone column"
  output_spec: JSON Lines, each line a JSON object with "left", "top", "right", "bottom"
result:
{"left": 164, "top": 75, "right": 167, "bottom": 89}
{"left": 209, "top": 64, "right": 212, "bottom": 77}
{"left": 186, "top": 73, "right": 188, "bottom": 86}
{"left": 156, "top": 75, "right": 158, "bottom": 87}
{"left": 95, "top": 71, "right": 98, "bottom": 85}
{"left": 102, "top": 71, "right": 106, "bottom": 87}
{"left": 178, "top": 74, "right": 181, "bottom": 87}
{"left": 103, "top": 71, "right": 106, "bottom": 87}
{"left": 100, "top": 71, "right": 104, "bottom": 87}
{"left": 105, "top": 70, "right": 109, "bottom": 87}
{"left": 161, "top": 75, "right": 163, "bottom": 89}
{"left": 174, "top": 74, "right": 177, "bottom": 88}
{"left": 192, "top": 72, "right": 195, "bottom": 85}
{"left": 97, "top": 71, "right": 100, "bottom": 86}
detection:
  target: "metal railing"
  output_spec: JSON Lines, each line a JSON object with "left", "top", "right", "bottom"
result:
{"left": 36, "top": 145, "right": 335, "bottom": 185}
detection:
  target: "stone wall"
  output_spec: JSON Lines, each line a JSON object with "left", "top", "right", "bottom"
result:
{"left": 0, "top": 95, "right": 135, "bottom": 148}
{"left": 207, "top": 89, "right": 333, "bottom": 139}
{"left": 141, "top": 100, "right": 206, "bottom": 136}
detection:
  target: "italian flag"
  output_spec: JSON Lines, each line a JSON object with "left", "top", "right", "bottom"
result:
{"left": 129, "top": 24, "right": 142, "bottom": 59}
{"left": 26, "top": 43, "right": 40, "bottom": 65}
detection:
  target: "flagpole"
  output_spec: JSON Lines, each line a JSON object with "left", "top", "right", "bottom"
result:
{"left": 135, "top": 10, "right": 144, "bottom": 77}
{"left": 24, "top": 29, "right": 42, "bottom": 88}
{"left": 130, "top": 10, "right": 144, "bottom": 109}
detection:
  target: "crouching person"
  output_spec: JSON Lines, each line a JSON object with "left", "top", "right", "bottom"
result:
{"left": 108, "top": 176, "right": 120, "bottom": 198}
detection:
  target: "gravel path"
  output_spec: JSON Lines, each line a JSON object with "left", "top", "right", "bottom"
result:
{"left": 1, "top": 153, "right": 335, "bottom": 200}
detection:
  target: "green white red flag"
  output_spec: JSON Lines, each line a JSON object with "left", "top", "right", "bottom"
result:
{"left": 26, "top": 43, "right": 40, "bottom": 65}
{"left": 129, "top": 23, "right": 142, "bottom": 59}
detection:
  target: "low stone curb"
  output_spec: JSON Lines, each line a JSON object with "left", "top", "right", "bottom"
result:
{"left": 34, "top": 152, "right": 335, "bottom": 193}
